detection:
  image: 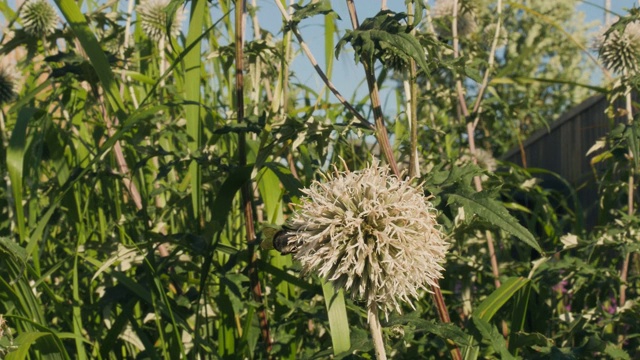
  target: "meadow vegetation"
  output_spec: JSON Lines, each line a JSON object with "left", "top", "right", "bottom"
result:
{"left": 1, "top": 0, "right": 639, "bottom": 358}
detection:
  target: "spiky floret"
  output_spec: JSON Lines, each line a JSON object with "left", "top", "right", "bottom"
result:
{"left": 594, "top": 20, "right": 640, "bottom": 75}
{"left": 137, "top": 0, "right": 184, "bottom": 41}
{"left": 21, "top": 0, "right": 58, "bottom": 37}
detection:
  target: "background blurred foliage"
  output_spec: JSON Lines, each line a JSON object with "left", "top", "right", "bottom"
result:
{"left": 0, "top": 0, "right": 639, "bottom": 359}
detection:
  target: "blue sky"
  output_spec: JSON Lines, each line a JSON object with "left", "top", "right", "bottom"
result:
{"left": 247, "top": 0, "right": 639, "bottom": 110}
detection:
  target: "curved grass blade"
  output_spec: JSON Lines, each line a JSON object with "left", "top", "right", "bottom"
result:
{"left": 7, "top": 108, "right": 35, "bottom": 245}
{"left": 185, "top": 0, "right": 206, "bottom": 220}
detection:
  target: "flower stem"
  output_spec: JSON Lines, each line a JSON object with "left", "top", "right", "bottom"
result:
{"left": 367, "top": 305, "right": 387, "bottom": 360}
{"left": 236, "top": 1, "right": 272, "bottom": 353}
{"left": 620, "top": 70, "right": 634, "bottom": 308}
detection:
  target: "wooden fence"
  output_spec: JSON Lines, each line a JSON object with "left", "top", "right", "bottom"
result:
{"left": 502, "top": 93, "right": 634, "bottom": 228}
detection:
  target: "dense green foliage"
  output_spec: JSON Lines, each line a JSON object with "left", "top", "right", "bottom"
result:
{"left": 0, "top": 0, "right": 639, "bottom": 359}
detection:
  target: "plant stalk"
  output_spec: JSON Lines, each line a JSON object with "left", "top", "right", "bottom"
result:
{"left": 235, "top": 0, "right": 272, "bottom": 353}
{"left": 273, "top": 0, "right": 374, "bottom": 130}
{"left": 620, "top": 70, "right": 634, "bottom": 307}
{"left": 368, "top": 305, "right": 387, "bottom": 360}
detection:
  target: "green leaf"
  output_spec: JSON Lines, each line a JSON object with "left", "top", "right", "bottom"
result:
{"left": 264, "top": 162, "right": 303, "bottom": 199}
{"left": 7, "top": 108, "right": 39, "bottom": 245}
{"left": 210, "top": 165, "right": 254, "bottom": 232}
{"left": 491, "top": 76, "right": 607, "bottom": 93}
{"left": 604, "top": 343, "right": 631, "bottom": 360}
{"left": 509, "top": 332, "right": 553, "bottom": 351}
{"left": 448, "top": 192, "right": 542, "bottom": 254}
{"left": 386, "top": 315, "right": 470, "bottom": 346}
{"left": 473, "top": 277, "right": 529, "bottom": 321}
{"left": 0, "top": 237, "right": 28, "bottom": 265}
{"left": 185, "top": 0, "right": 206, "bottom": 220}
{"left": 508, "top": 281, "right": 531, "bottom": 356}
{"left": 322, "top": 281, "right": 351, "bottom": 355}
{"left": 335, "top": 10, "right": 430, "bottom": 74}
{"left": 472, "top": 317, "right": 516, "bottom": 360}
{"left": 6, "top": 332, "right": 62, "bottom": 360}
{"left": 289, "top": 0, "right": 336, "bottom": 28}
{"left": 463, "top": 279, "right": 527, "bottom": 360}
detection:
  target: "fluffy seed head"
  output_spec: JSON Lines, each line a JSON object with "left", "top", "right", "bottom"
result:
{"left": 21, "top": 0, "right": 58, "bottom": 37}
{"left": 594, "top": 20, "right": 640, "bottom": 75}
{"left": 288, "top": 160, "right": 449, "bottom": 317}
{"left": 431, "top": 0, "right": 477, "bottom": 38}
{"left": 137, "top": 0, "right": 184, "bottom": 42}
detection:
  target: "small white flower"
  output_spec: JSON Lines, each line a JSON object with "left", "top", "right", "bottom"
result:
{"left": 137, "top": 0, "right": 184, "bottom": 41}
{"left": 560, "top": 233, "right": 578, "bottom": 249}
{"left": 288, "top": 160, "right": 449, "bottom": 316}
{"left": 520, "top": 178, "right": 538, "bottom": 191}
{"left": 21, "top": 0, "right": 58, "bottom": 37}
{"left": 593, "top": 20, "right": 640, "bottom": 75}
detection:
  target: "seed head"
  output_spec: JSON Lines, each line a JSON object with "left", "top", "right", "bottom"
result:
{"left": 0, "top": 62, "right": 19, "bottom": 105}
{"left": 21, "top": 0, "right": 58, "bottom": 37}
{"left": 431, "top": 0, "right": 477, "bottom": 38}
{"left": 594, "top": 20, "right": 640, "bottom": 75}
{"left": 480, "top": 23, "right": 508, "bottom": 49}
{"left": 288, "top": 160, "right": 448, "bottom": 317}
{"left": 137, "top": 0, "right": 184, "bottom": 42}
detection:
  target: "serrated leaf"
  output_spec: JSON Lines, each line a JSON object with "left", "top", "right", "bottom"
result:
{"left": 448, "top": 192, "right": 542, "bottom": 253}
{"left": 604, "top": 343, "right": 630, "bottom": 359}
{"left": 386, "top": 315, "right": 470, "bottom": 346}
{"left": 335, "top": 10, "right": 430, "bottom": 74}
{"left": 509, "top": 331, "right": 553, "bottom": 350}
{"left": 472, "top": 317, "right": 516, "bottom": 360}
{"left": 289, "top": 0, "right": 336, "bottom": 28}
{"left": 0, "top": 237, "right": 28, "bottom": 263}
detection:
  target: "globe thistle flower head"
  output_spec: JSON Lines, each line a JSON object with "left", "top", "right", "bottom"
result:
{"left": 137, "top": 0, "right": 185, "bottom": 42}
{"left": 431, "top": 0, "right": 477, "bottom": 38}
{"left": 0, "top": 63, "right": 19, "bottom": 105}
{"left": 288, "top": 160, "right": 448, "bottom": 317}
{"left": 480, "top": 23, "right": 508, "bottom": 49}
{"left": 594, "top": 20, "right": 640, "bottom": 75}
{"left": 21, "top": 0, "right": 58, "bottom": 37}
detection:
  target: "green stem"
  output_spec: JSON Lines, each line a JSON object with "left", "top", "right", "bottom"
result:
{"left": 368, "top": 304, "right": 387, "bottom": 360}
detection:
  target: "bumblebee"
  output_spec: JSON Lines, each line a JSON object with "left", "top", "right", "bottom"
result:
{"left": 261, "top": 224, "right": 298, "bottom": 255}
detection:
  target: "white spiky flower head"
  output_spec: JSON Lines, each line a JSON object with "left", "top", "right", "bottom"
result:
{"left": 288, "top": 160, "right": 449, "bottom": 317}
{"left": 457, "top": 148, "right": 497, "bottom": 175}
{"left": 21, "top": 0, "right": 58, "bottom": 37}
{"left": 594, "top": 19, "right": 640, "bottom": 75}
{"left": 431, "top": 0, "right": 477, "bottom": 38}
{"left": 0, "top": 62, "right": 19, "bottom": 105}
{"left": 137, "top": 0, "right": 184, "bottom": 42}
